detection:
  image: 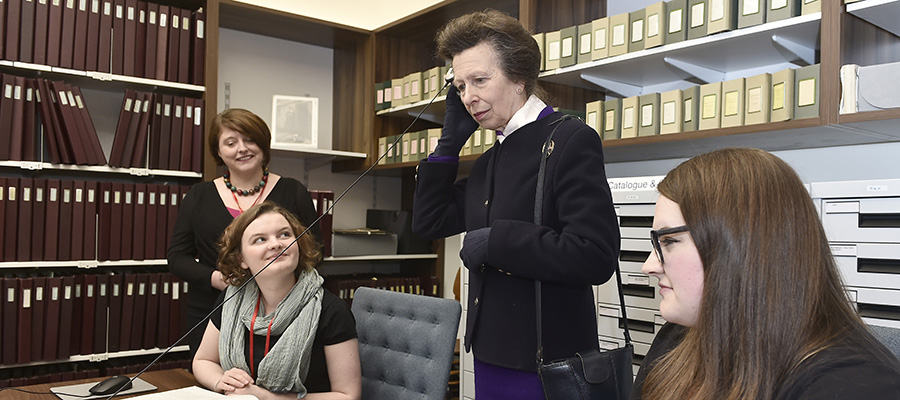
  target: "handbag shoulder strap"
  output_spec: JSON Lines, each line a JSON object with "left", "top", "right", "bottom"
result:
{"left": 534, "top": 116, "right": 631, "bottom": 366}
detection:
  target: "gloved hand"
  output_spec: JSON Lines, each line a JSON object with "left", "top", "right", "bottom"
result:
{"left": 460, "top": 227, "right": 490, "bottom": 270}
{"left": 433, "top": 85, "right": 479, "bottom": 157}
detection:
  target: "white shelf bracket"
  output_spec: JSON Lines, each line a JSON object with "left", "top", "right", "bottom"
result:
{"left": 771, "top": 34, "right": 815, "bottom": 66}
{"left": 663, "top": 56, "right": 725, "bottom": 84}
{"left": 580, "top": 73, "right": 643, "bottom": 98}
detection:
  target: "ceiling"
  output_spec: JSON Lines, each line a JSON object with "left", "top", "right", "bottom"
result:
{"left": 234, "top": 0, "right": 444, "bottom": 31}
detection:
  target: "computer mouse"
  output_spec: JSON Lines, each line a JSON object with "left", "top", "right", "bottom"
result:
{"left": 89, "top": 375, "right": 133, "bottom": 395}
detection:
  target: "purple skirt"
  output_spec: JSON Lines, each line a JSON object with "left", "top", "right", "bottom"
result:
{"left": 474, "top": 358, "right": 545, "bottom": 400}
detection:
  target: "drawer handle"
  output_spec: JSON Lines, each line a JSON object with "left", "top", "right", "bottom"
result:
{"left": 619, "top": 215, "right": 653, "bottom": 228}
{"left": 619, "top": 318, "right": 655, "bottom": 334}
{"left": 623, "top": 285, "right": 655, "bottom": 299}
{"left": 858, "top": 213, "right": 900, "bottom": 228}
{"left": 620, "top": 250, "right": 651, "bottom": 263}
{"left": 858, "top": 303, "right": 900, "bottom": 322}
{"left": 858, "top": 258, "right": 900, "bottom": 275}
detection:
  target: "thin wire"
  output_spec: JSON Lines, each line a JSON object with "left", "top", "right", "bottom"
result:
{"left": 106, "top": 79, "right": 453, "bottom": 399}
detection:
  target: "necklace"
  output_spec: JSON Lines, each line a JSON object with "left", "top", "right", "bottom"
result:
{"left": 224, "top": 168, "right": 269, "bottom": 196}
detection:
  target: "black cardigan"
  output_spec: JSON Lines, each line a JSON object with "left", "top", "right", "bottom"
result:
{"left": 413, "top": 112, "right": 620, "bottom": 371}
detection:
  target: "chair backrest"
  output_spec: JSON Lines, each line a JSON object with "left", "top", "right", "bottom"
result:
{"left": 351, "top": 286, "right": 462, "bottom": 400}
{"left": 870, "top": 324, "right": 900, "bottom": 359}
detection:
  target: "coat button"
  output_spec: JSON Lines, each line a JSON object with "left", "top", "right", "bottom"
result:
{"left": 479, "top": 265, "right": 486, "bottom": 273}
{"left": 484, "top": 199, "right": 489, "bottom": 207}
{"left": 474, "top": 297, "right": 479, "bottom": 305}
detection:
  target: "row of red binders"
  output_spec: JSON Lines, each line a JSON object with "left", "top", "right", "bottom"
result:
{"left": 3, "top": 0, "right": 205, "bottom": 85}
{"left": 108, "top": 89, "right": 205, "bottom": 171}
{"left": 0, "top": 73, "right": 105, "bottom": 165}
{"left": 0, "top": 177, "right": 190, "bottom": 263}
{"left": 0, "top": 355, "right": 191, "bottom": 388}
{"left": 0, "top": 271, "right": 189, "bottom": 366}
{"left": 323, "top": 274, "right": 442, "bottom": 307}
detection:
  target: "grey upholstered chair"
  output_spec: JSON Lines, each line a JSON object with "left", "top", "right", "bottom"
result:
{"left": 870, "top": 324, "right": 900, "bottom": 359}
{"left": 351, "top": 286, "right": 462, "bottom": 400}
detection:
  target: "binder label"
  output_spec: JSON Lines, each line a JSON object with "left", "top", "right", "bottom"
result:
{"left": 164, "top": 103, "right": 171, "bottom": 117}
{"left": 175, "top": 104, "right": 182, "bottom": 118}
{"left": 66, "top": 0, "right": 73, "bottom": 9}
{"left": 647, "top": 13, "right": 660, "bottom": 38}
{"left": 67, "top": 91, "right": 77, "bottom": 107}
{"left": 3, "top": 84, "right": 9, "bottom": 99}
{"left": 747, "top": 87, "right": 762, "bottom": 113}
{"left": 641, "top": 104, "right": 653, "bottom": 127}
{"left": 173, "top": 282, "right": 180, "bottom": 300}
{"left": 631, "top": 20, "right": 643, "bottom": 43}
{"left": 75, "top": 188, "right": 83, "bottom": 203}
{"left": 151, "top": 283, "right": 157, "bottom": 295}
{"left": 36, "top": 188, "right": 43, "bottom": 202}
{"left": 724, "top": 90, "right": 740, "bottom": 116}
{"left": 125, "top": 191, "right": 132, "bottom": 205}
{"left": 197, "top": 20, "right": 205, "bottom": 39}
{"left": 79, "top": 0, "right": 86, "bottom": 11}
{"left": 663, "top": 101, "right": 676, "bottom": 125}
{"left": 622, "top": 106, "right": 634, "bottom": 129}
{"left": 26, "top": 87, "right": 33, "bottom": 102}
{"left": 605, "top": 109, "right": 615, "bottom": 131}
{"left": 52, "top": 287, "right": 59, "bottom": 301}
{"left": 160, "top": 13, "right": 167, "bottom": 28}
{"left": 127, "top": 283, "right": 134, "bottom": 296}
{"left": 171, "top": 193, "right": 178, "bottom": 206}
{"left": 115, "top": 4, "right": 122, "bottom": 18}
{"left": 13, "top": 85, "right": 21, "bottom": 101}
{"left": 547, "top": 39, "right": 560, "bottom": 61}
{"left": 149, "top": 192, "right": 156, "bottom": 205}
{"left": 139, "top": 283, "right": 146, "bottom": 296}
{"left": 138, "top": 191, "right": 144, "bottom": 205}
{"left": 74, "top": 95, "right": 83, "bottom": 109}
{"left": 771, "top": 0, "right": 787, "bottom": 10}
{"left": 23, "top": 289, "right": 31, "bottom": 308}
{"left": 50, "top": 187, "right": 58, "bottom": 202}
{"left": 172, "top": 14, "right": 179, "bottom": 29}
{"left": 150, "top": 10, "right": 156, "bottom": 24}
{"left": 91, "top": 0, "right": 98, "bottom": 13}
{"left": 612, "top": 24, "right": 625, "bottom": 46}
{"left": 711, "top": 0, "right": 725, "bottom": 22}
{"left": 194, "top": 107, "right": 202, "bottom": 125}
{"left": 87, "top": 284, "right": 94, "bottom": 298}
{"left": 58, "top": 91, "right": 68, "bottom": 106}
{"left": 128, "top": 6, "right": 134, "bottom": 20}
{"left": 64, "top": 285, "right": 71, "bottom": 300}
{"left": 798, "top": 77, "right": 816, "bottom": 107}
{"left": 8, "top": 187, "right": 15, "bottom": 202}
{"left": 594, "top": 27, "right": 606, "bottom": 50}
{"left": 183, "top": 16, "right": 190, "bottom": 31}
{"left": 684, "top": 98, "right": 693, "bottom": 122}
{"left": 772, "top": 82, "right": 785, "bottom": 110}
{"left": 100, "top": 283, "right": 106, "bottom": 297}
{"left": 691, "top": 3, "right": 705, "bottom": 28}
{"left": 63, "top": 188, "right": 70, "bottom": 203}
{"left": 88, "top": 188, "right": 95, "bottom": 203}
{"left": 743, "top": 0, "right": 760, "bottom": 15}
{"left": 114, "top": 190, "right": 121, "bottom": 204}
{"left": 23, "top": 187, "right": 31, "bottom": 202}
{"left": 75, "top": 284, "right": 81, "bottom": 298}
{"left": 103, "top": 1, "right": 110, "bottom": 15}
{"left": 113, "top": 283, "right": 120, "bottom": 297}
{"left": 163, "top": 282, "right": 169, "bottom": 295}
{"left": 580, "top": 33, "right": 591, "bottom": 55}
{"left": 702, "top": 94, "right": 717, "bottom": 119}
{"left": 36, "top": 287, "right": 43, "bottom": 302}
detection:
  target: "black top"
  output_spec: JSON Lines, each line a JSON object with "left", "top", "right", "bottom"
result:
{"left": 632, "top": 323, "right": 900, "bottom": 399}
{"left": 167, "top": 178, "right": 321, "bottom": 352}
{"left": 413, "top": 112, "right": 620, "bottom": 371}
{"left": 212, "top": 289, "right": 357, "bottom": 393}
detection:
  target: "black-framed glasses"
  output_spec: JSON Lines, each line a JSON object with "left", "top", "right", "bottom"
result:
{"left": 649, "top": 225, "right": 690, "bottom": 264}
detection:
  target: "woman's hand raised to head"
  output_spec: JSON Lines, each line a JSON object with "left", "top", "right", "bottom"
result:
{"left": 433, "top": 85, "right": 479, "bottom": 157}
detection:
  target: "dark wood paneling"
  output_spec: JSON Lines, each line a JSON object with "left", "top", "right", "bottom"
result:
{"left": 531, "top": 0, "right": 605, "bottom": 33}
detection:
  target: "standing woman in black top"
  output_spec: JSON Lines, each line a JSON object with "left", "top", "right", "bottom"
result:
{"left": 635, "top": 148, "right": 900, "bottom": 400}
{"left": 168, "top": 109, "right": 321, "bottom": 360}
{"left": 412, "top": 9, "right": 620, "bottom": 399}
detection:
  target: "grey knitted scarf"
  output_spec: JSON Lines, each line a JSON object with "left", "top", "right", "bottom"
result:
{"left": 219, "top": 268, "right": 324, "bottom": 397}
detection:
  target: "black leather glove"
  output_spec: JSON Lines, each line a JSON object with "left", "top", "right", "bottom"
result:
{"left": 433, "top": 85, "right": 479, "bottom": 157}
{"left": 459, "top": 227, "right": 490, "bottom": 270}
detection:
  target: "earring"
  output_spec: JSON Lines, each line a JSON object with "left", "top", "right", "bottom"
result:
{"left": 516, "top": 88, "right": 523, "bottom": 94}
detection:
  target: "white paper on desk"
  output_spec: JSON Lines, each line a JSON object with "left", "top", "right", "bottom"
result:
{"left": 128, "top": 386, "right": 259, "bottom": 399}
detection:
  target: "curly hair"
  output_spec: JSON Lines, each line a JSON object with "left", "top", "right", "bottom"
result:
{"left": 435, "top": 9, "right": 544, "bottom": 98}
{"left": 216, "top": 201, "right": 321, "bottom": 286}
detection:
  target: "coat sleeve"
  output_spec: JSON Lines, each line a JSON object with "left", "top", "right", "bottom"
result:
{"left": 167, "top": 185, "right": 215, "bottom": 293}
{"left": 487, "top": 124, "right": 621, "bottom": 285}
{"left": 412, "top": 160, "right": 468, "bottom": 240}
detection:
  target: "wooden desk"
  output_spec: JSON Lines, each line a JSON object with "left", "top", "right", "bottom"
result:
{"left": 0, "top": 369, "right": 198, "bottom": 400}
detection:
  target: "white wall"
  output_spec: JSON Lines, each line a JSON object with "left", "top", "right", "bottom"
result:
{"left": 217, "top": 28, "right": 403, "bottom": 230}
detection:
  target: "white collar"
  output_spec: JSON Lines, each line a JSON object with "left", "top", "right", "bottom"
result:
{"left": 497, "top": 95, "right": 547, "bottom": 143}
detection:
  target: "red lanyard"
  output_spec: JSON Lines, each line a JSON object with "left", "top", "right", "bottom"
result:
{"left": 248, "top": 295, "right": 275, "bottom": 379}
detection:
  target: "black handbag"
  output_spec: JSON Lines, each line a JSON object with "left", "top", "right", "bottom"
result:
{"left": 533, "top": 116, "right": 634, "bottom": 400}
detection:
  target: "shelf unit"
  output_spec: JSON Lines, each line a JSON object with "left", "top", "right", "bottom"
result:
{"left": 0, "top": 346, "right": 190, "bottom": 370}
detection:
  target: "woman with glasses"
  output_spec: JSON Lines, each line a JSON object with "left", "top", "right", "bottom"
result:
{"left": 632, "top": 148, "right": 900, "bottom": 400}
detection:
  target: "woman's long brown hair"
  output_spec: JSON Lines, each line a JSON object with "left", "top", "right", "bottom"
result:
{"left": 642, "top": 148, "right": 889, "bottom": 399}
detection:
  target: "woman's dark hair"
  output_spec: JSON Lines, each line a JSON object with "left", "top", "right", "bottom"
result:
{"left": 208, "top": 108, "right": 272, "bottom": 168}
{"left": 217, "top": 201, "right": 321, "bottom": 286}
{"left": 436, "top": 9, "right": 544, "bottom": 98}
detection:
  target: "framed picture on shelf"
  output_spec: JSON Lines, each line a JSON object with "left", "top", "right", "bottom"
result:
{"left": 271, "top": 95, "right": 318, "bottom": 150}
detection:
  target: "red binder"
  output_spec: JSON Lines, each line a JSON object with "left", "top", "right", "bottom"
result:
{"left": 70, "top": 86, "right": 107, "bottom": 165}
{"left": 0, "top": 178, "right": 5, "bottom": 261}
{"left": 68, "top": 274, "right": 84, "bottom": 355}
{"left": 48, "top": 81, "right": 88, "bottom": 164}
{"left": 44, "top": 179, "right": 61, "bottom": 261}
{"left": 106, "top": 273, "right": 124, "bottom": 352}
{"left": 30, "top": 276, "right": 48, "bottom": 361}
{"left": 71, "top": 180, "right": 86, "bottom": 260}
{"left": 43, "top": 276, "right": 63, "bottom": 360}
{"left": 46, "top": 0, "right": 64, "bottom": 67}
{"left": 179, "top": 97, "right": 193, "bottom": 171}
{"left": 57, "top": 180, "right": 74, "bottom": 261}
{"left": 143, "top": 2, "right": 158, "bottom": 79}
{"left": 191, "top": 98, "right": 203, "bottom": 172}
{"left": 129, "top": 273, "right": 148, "bottom": 349}
{"left": 120, "top": 183, "right": 134, "bottom": 259}
{"left": 0, "top": 75, "right": 15, "bottom": 160}
{"left": 129, "top": 92, "right": 153, "bottom": 167}
{"left": 148, "top": 95, "right": 163, "bottom": 169}
{"left": 142, "top": 273, "right": 160, "bottom": 349}
{"left": 167, "top": 96, "right": 183, "bottom": 170}
{"left": 72, "top": 0, "right": 89, "bottom": 70}
{"left": 2, "top": 277, "right": 20, "bottom": 364}
{"left": 3, "top": 178, "right": 20, "bottom": 262}
{"left": 190, "top": 8, "right": 205, "bottom": 85}
{"left": 34, "top": 0, "right": 50, "bottom": 65}
{"left": 144, "top": 184, "right": 158, "bottom": 259}
{"left": 97, "top": 0, "right": 112, "bottom": 72}
{"left": 83, "top": 181, "right": 98, "bottom": 259}
{"left": 21, "top": 0, "right": 37, "bottom": 63}
{"left": 122, "top": 0, "right": 136, "bottom": 76}
{"left": 120, "top": 91, "right": 147, "bottom": 167}
{"left": 34, "top": 79, "right": 67, "bottom": 164}
{"left": 132, "top": 183, "right": 147, "bottom": 260}
{"left": 156, "top": 273, "right": 172, "bottom": 348}
{"left": 17, "top": 178, "right": 35, "bottom": 261}
{"left": 57, "top": 275, "right": 75, "bottom": 359}
{"left": 85, "top": 0, "right": 100, "bottom": 71}
{"left": 165, "top": 5, "right": 180, "bottom": 82}
{"left": 177, "top": 9, "right": 190, "bottom": 83}
{"left": 17, "top": 277, "right": 33, "bottom": 364}
{"left": 134, "top": 0, "right": 145, "bottom": 77}
{"left": 22, "top": 79, "right": 38, "bottom": 161}
{"left": 118, "top": 273, "right": 136, "bottom": 350}
{"left": 5, "top": 0, "right": 22, "bottom": 61}
{"left": 108, "top": 89, "right": 137, "bottom": 167}
{"left": 109, "top": 182, "right": 123, "bottom": 260}
{"left": 79, "top": 274, "right": 97, "bottom": 355}
{"left": 166, "top": 185, "right": 182, "bottom": 253}
{"left": 92, "top": 274, "right": 109, "bottom": 354}
{"left": 155, "top": 94, "right": 172, "bottom": 170}
{"left": 154, "top": 5, "right": 168, "bottom": 81}
{"left": 30, "top": 178, "right": 47, "bottom": 261}
{"left": 97, "top": 182, "right": 112, "bottom": 261}
{"left": 59, "top": 0, "right": 76, "bottom": 68}
{"left": 110, "top": 0, "right": 125, "bottom": 74}
{"left": 154, "top": 184, "right": 168, "bottom": 259}
{"left": 169, "top": 276, "right": 186, "bottom": 344}
{"left": 9, "top": 76, "right": 26, "bottom": 162}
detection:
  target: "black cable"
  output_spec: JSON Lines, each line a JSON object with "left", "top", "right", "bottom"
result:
{"left": 105, "top": 77, "right": 454, "bottom": 399}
